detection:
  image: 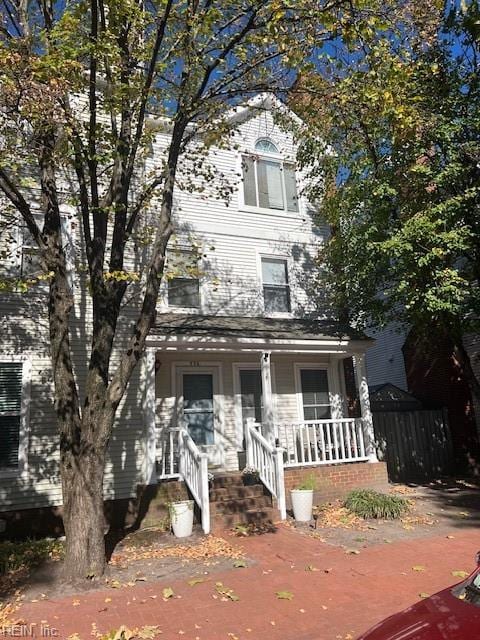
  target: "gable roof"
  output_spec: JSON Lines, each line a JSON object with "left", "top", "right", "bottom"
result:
{"left": 225, "top": 92, "right": 304, "bottom": 128}
{"left": 146, "top": 92, "right": 304, "bottom": 133}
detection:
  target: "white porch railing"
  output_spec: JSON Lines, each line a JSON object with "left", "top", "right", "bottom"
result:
{"left": 157, "top": 427, "right": 180, "bottom": 479}
{"left": 179, "top": 428, "right": 210, "bottom": 534}
{"left": 245, "top": 419, "right": 286, "bottom": 520}
{"left": 278, "top": 418, "right": 368, "bottom": 468}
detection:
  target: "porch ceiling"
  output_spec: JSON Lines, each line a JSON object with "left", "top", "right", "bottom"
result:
{"left": 147, "top": 313, "right": 373, "bottom": 354}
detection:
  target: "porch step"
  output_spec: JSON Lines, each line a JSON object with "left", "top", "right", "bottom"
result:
{"left": 209, "top": 473, "right": 277, "bottom": 532}
{"left": 209, "top": 485, "right": 264, "bottom": 501}
{"left": 212, "top": 507, "right": 279, "bottom": 532}
{"left": 210, "top": 495, "right": 272, "bottom": 516}
{"left": 211, "top": 473, "right": 244, "bottom": 489}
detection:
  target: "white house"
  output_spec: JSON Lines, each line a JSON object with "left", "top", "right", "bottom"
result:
{"left": 0, "top": 95, "right": 387, "bottom": 536}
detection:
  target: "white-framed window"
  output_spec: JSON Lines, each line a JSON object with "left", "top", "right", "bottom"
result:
{"left": 261, "top": 257, "right": 291, "bottom": 314}
{"left": 299, "top": 368, "right": 332, "bottom": 420}
{"left": 0, "top": 211, "right": 74, "bottom": 289}
{"left": 166, "top": 249, "right": 201, "bottom": 309}
{"left": 241, "top": 138, "right": 299, "bottom": 213}
{"left": 0, "top": 359, "right": 30, "bottom": 477}
{"left": 232, "top": 362, "right": 277, "bottom": 450}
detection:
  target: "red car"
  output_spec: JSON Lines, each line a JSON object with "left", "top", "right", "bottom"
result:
{"left": 357, "top": 554, "right": 480, "bottom": 639}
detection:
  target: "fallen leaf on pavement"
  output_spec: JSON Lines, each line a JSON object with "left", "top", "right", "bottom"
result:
{"left": 215, "top": 582, "right": 239, "bottom": 601}
{"left": 452, "top": 571, "right": 470, "bottom": 579}
{"left": 187, "top": 578, "right": 205, "bottom": 587}
{"left": 162, "top": 587, "right": 175, "bottom": 600}
{"left": 233, "top": 559, "right": 247, "bottom": 568}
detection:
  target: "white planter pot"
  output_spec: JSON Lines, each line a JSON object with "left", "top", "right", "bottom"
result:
{"left": 170, "top": 500, "right": 194, "bottom": 538}
{"left": 291, "top": 489, "right": 314, "bottom": 522}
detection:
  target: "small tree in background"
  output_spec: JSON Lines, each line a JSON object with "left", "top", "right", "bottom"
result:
{"left": 294, "top": 0, "right": 480, "bottom": 406}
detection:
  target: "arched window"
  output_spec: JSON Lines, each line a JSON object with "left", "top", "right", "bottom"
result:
{"left": 242, "top": 140, "right": 299, "bottom": 212}
{"left": 255, "top": 138, "right": 279, "bottom": 154}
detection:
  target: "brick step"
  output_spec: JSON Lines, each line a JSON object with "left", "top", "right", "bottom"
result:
{"left": 212, "top": 507, "right": 279, "bottom": 532}
{"left": 210, "top": 495, "right": 272, "bottom": 516}
{"left": 209, "top": 484, "right": 264, "bottom": 501}
{"left": 211, "top": 473, "right": 244, "bottom": 489}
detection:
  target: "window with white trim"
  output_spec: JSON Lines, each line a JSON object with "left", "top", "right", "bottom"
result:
{"left": 261, "top": 257, "right": 291, "bottom": 314}
{"left": 239, "top": 369, "right": 263, "bottom": 424}
{"left": 300, "top": 369, "right": 331, "bottom": 420}
{"left": 0, "top": 212, "right": 73, "bottom": 286}
{"left": 242, "top": 139, "right": 299, "bottom": 212}
{"left": 0, "top": 362, "right": 25, "bottom": 472}
{"left": 166, "top": 249, "right": 200, "bottom": 309}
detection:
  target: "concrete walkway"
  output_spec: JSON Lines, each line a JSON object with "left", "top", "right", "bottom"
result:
{"left": 18, "top": 525, "right": 480, "bottom": 640}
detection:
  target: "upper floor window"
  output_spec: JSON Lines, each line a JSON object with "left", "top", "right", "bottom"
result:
{"left": 261, "top": 257, "right": 291, "bottom": 314}
{"left": 242, "top": 138, "right": 299, "bottom": 213}
{"left": 167, "top": 249, "right": 200, "bottom": 309}
{"left": 0, "top": 212, "right": 73, "bottom": 290}
{"left": 0, "top": 213, "right": 43, "bottom": 281}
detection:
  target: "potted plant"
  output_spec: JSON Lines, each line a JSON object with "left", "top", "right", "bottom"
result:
{"left": 242, "top": 466, "right": 260, "bottom": 486}
{"left": 291, "top": 473, "right": 317, "bottom": 522}
{"left": 168, "top": 492, "right": 194, "bottom": 538}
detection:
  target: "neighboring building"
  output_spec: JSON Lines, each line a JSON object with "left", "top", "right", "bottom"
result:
{"left": 365, "top": 325, "right": 408, "bottom": 391}
{"left": 366, "top": 323, "right": 480, "bottom": 471}
{"left": 0, "top": 95, "right": 388, "bottom": 537}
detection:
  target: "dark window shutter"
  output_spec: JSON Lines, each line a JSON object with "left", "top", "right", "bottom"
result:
{"left": 0, "top": 363, "right": 23, "bottom": 469}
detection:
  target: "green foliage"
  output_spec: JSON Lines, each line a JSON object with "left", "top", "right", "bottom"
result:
{"left": 295, "top": 1, "right": 480, "bottom": 347}
{"left": 0, "top": 538, "right": 64, "bottom": 576}
{"left": 295, "top": 473, "right": 317, "bottom": 491}
{"left": 344, "top": 489, "right": 408, "bottom": 520}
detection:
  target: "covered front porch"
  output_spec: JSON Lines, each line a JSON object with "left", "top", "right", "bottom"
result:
{"left": 142, "top": 314, "right": 378, "bottom": 533}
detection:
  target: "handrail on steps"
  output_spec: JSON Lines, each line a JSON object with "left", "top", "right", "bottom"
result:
{"left": 179, "top": 428, "right": 210, "bottom": 535}
{"left": 245, "top": 418, "right": 286, "bottom": 520}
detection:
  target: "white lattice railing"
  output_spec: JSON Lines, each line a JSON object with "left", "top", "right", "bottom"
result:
{"left": 278, "top": 418, "right": 368, "bottom": 468}
{"left": 245, "top": 419, "right": 286, "bottom": 520}
{"left": 179, "top": 428, "right": 210, "bottom": 534}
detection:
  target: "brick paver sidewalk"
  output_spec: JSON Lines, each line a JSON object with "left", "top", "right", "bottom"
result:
{"left": 18, "top": 526, "right": 480, "bottom": 640}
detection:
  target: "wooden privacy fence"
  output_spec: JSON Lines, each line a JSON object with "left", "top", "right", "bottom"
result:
{"left": 373, "top": 409, "right": 453, "bottom": 483}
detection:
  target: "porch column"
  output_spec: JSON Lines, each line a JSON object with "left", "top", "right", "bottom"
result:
{"left": 260, "top": 351, "right": 275, "bottom": 446}
{"left": 354, "top": 353, "right": 378, "bottom": 462}
{"left": 143, "top": 347, "right": 157, "bottom": 484}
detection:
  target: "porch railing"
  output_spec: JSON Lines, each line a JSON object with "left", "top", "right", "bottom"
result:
{"left": 245, "top": 419, "right": 286, "bottom": 520}
{"left": 157, "top": 427, "right": 180, "bottom": 479}
{"left": 278, "top": 418, "right": 368, "bottom": 468}
{"left": 179, "top": 428, "right": 210, "bottom": 534}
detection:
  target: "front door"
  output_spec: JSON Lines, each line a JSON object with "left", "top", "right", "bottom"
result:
{"left": 177, "top": 368, "right": 223, "bottom": 467}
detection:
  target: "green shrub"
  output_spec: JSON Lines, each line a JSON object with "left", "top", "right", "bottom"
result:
{"left": 0, "top": 538, "right": 64, "bottom": 576}
{"left": 295, "top": 473, "right": 317, "bottom": 491}
{"left": 344, "top": 489, "right": 409, "bottom": 520}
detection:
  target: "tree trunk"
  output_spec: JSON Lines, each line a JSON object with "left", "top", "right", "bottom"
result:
{"left": 61, "top": 446, "right": 107, "bottom": 580}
